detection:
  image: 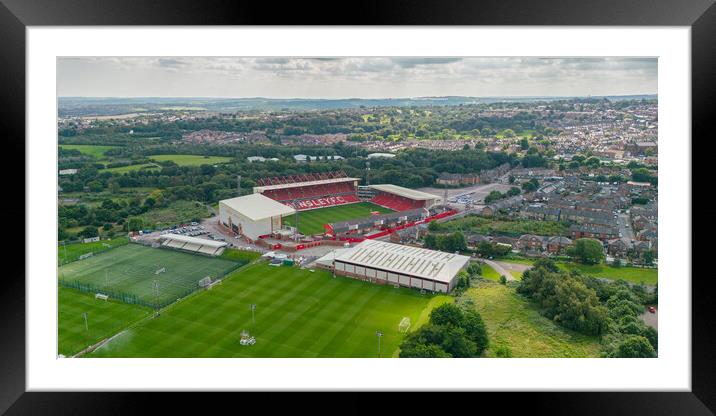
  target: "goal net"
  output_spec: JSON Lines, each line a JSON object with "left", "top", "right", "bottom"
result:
{"left": 154, "top": 267, "right": 166, "bottom": 275}
{"left": 198, "top": 276, "right": 212, "bottom": 288}
{"left": 398, "top": 317, "right": 411, "bottom": 333}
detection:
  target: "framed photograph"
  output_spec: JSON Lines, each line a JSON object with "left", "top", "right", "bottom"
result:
{"left": 3, "top": 0, "right": 713, "bottom": 413}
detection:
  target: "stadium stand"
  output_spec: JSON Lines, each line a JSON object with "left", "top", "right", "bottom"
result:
{"left": 159, "top": 234, "right": 227, "bottom": 256}
{"left": 368, "top": 184, "right": 440, "bottom": 212}
{"left": 254, "top": 171, "right": 361, "bottom": 211}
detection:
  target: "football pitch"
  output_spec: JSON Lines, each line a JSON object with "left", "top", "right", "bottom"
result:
{"left": 90, "top": 262, "right": 452, "bottom": 358}
{"left": 59, "top": 287, "right": 152, "bottom": 356}
{"left": 58, "top": 244, "right": 241, "bottom": 307}
{"left": 282, "top": 202, "right": 393, "bottom": 235}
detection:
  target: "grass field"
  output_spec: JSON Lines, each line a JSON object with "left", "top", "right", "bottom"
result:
{"left": 105, "top": 163, "right": 162, "bottom": 173}
{"left": 149, "top": 154, "right": 233, "bottom": 166}
{"left": 461, "top": 282, "right": 602, "bottom": 357}
{"left": 59, "top": 144, "right": 119, "bottom": 159}
{"left": 480, "top": 264, "right": 502, "bottom": 281}
{"left": 557, "top": 263, "right": 658, "bottom": 285}
{"left": 282, "top": 202, "right": 393, "bottom": 235}
{"left": 58, "top": 244, "right": 241, "bottom": 307}
{"left": 90, "top": 262, "right": 450, "bottom": 358}
{"left": 498, "top": 258, "right": 658, "bottom": 286}
{"left": 59, "top": 287, "right": 151, "bottom": 356}
{"left": 58, "top": 236, "right": 129, "bottom": 265}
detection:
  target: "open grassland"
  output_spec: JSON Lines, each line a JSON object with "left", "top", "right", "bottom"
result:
{"left": 462, "top": 282, "right": 602, "bottom": 357}
{"left": 432, "top": 215, "right": 570, "bottom": 237}
{"left": 498, "top": 258, "right": 657, "bottom": 286}
{"left": 557, "top": 263, "right": 657, "bottom": 286}
{"left": 58, "top": 287, "right": 151, "bottom": 356}
{"left": 149, "top": 154, "right": 233, "bottom": 166}
{"left": 59, "top": 236, "right": 129, "bottom": 266}
{"left": 59, "top": 144, "right": 119, "bottom": 159}
{"left": 58, "top": 244, "right": 241, "bottom": 307}
{"left": 90, "top": 262, "right": 450, "bottom": 357}
{"left": 480, "top": 264, "right": 502, "bottom": 281}
{"left": 282, "top": 202, "right": 393, "bottom": 235}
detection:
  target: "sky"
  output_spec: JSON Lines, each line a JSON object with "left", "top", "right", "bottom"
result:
{"left": 57, "top": 57, "right": 657, "bottom": 99}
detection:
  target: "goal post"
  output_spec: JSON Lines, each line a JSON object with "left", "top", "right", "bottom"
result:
{"left": 398, "top": 317, "right": 411, "bottom": 333}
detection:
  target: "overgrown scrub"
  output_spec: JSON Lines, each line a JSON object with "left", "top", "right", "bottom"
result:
{"left": 517, "top": 258, "right": 657, "bottom": 357}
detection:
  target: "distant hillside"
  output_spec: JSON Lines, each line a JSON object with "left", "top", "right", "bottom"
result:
{"left": 58, "top": 95, "right": 657, "bottom": 117}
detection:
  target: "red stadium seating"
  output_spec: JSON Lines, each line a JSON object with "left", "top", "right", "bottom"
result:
{"left": 258, "top": 171, "right": 359, "bottom": 211}
{"left": 370, "top": 192, "right": 425, "bottom": 212}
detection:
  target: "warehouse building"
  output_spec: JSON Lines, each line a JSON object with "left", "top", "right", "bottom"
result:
{"left": 219, "top": 193, "right": 296, "bottom": 241}
{"left": 317, "top": 240, "right": 470, "bottom": 293}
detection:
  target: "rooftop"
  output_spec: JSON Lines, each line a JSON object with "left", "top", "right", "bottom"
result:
{"left": 333, "top": 240, "right": 470, "bottom": 283}
{"left": 369, "top": 184, "right": 441, "bottom": 201}
{"left": 219, "top": 193, "right": 296, "bottom": 220}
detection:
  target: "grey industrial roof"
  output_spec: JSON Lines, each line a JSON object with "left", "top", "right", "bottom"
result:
{"left": 333, "top": 240, "right": 469, "bottom": 283}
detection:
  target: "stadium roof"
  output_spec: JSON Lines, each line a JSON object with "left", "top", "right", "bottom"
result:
{"left": 220, "top": 193, "right": 296, "bottom": 220}
{"left": 159, "top": 233, "right": 227, "bottom": 248}
{"left": 254, "top": 177, "right": 359, "bottom": 192}
{"left": 328, "top": 208, "right": 428, "bottom": 233}
{"left": 333, "top": 240, "right": 470, "bottom": 283}
{"left": 369, "top": 184, "right": 441, "bottom": 201}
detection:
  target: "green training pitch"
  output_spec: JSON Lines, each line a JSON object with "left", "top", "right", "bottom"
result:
{"left": 282, "top": 202, "right": 393, "bottom": 235}
{"left": 59, "top": 287, "right": 152, "bottom": 356}
{"left": 59, "top": 236, "right": 129, "bottom": 266}
{"left": 58, "top": 244, "right": 241, "bottom": 307}
{"left": 149, "top": 154, "right": 233, "bottom": 166}
{"left": 90, "top": 262, "right": 451, "bottom": 358}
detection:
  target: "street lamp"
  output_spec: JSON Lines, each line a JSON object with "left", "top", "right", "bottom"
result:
{"left": 376, "top": 330, "right": 383, "bottom": 357}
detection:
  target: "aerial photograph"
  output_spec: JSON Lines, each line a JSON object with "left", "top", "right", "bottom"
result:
{"left": 57, "top": 57, "right": 658, "bottom": 358}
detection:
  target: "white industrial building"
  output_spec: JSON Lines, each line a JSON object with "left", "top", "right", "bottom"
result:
{"left": 316, "top": 240, "right": 470, "bottom": 293}
{"left": 218, "top": 193, "right": 296, "bottom": 241}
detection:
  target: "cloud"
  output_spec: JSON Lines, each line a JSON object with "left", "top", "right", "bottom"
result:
{"left": 57, "top": 56, "right": 657, "bottom": 98}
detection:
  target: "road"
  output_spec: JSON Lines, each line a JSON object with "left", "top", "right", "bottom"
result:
{"left": 481, "top": 258, "right": 518, "bottom": 282}
{"left": 640, "top": 307, "right": 658, "bottom": 329}
{"left": 616, "top": 213, "right": 635, "bottom": 245}
{"left": 416, "top": 183, "right": 516, "bottom": 202}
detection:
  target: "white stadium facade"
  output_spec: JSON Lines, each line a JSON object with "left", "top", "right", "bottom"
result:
{"left": 316, "top": 240, "right": 470, "bottom": 293}
{"left": 218, "top": 193, "right": 296, "bottom": 241}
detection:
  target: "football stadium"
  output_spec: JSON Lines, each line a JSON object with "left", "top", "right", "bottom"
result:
{"left": 217, "top": 170, "right": 455, "bottom": 250}
{"left": 60, "top": 171, "right": 465, "bottom": 358}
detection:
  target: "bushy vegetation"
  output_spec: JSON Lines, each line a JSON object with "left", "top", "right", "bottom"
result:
{"left": 517, "top": 259, "right": 657, "bottom": 357}
{"left": 428, "top": 214, "right": 569, "bottom": 237}
{"left": 399, "top": 303, "right": 489, "bottom": 358}
{"left": 423, "top": 231, "right": 467, "bottom": 253}
{"left": 517, "top": 259, "right": 610, "bottom": 336}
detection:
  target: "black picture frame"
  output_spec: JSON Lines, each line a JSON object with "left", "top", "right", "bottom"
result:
{"left": 1, "top": 0, "right": 712, "bottom": 413}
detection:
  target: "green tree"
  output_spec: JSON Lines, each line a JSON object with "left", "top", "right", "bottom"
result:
{"left": 567, "top": 238, "right": 605, "bottom": 265}
{"left": 611, "top": 335, "right": 657, "bottom": 358}
{"left": 126, "top": 217, "right": 144, "bottom": 232}
{"left": 520, "top": 137, "right": 529, "bottom": 150}
{"left": 399, "top": 342, "right": 452, "bottom": 358}
{"left": 79, "top": 226, "right": 98, "bottom": 239}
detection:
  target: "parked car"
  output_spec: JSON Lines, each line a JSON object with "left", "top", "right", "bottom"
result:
{"left": 648, "top": 306, "right": 656, "bottom": 313}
